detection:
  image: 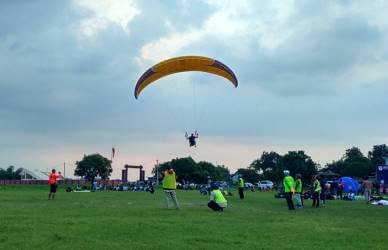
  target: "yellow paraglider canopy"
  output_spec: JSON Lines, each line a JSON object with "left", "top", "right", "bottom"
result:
{"left": 134, "top": 55, "right": 238, "bottom": 99}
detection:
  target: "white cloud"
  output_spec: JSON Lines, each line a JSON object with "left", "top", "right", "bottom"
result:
{"left": 73, "top": 0, "right": 140, "bottom": 37}
{"left": 137, "top": 0, "right": 298, "bottom": 63}
{"left": 139, "top": 30, "right": 203, "bottom": 62}
{"left": 340, "top": 61, "right": 388, "bottom": 88}
{"left": 2, "top": 1, "right": 388, "bottom": 177}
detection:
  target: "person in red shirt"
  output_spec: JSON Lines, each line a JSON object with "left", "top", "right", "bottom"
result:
{"left": 48, "top": 169, "right": 63, "bottom": 200}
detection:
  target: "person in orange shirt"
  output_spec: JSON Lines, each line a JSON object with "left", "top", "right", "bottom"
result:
{"left": 48, "top": 169, "right": 63, "bottom": 200}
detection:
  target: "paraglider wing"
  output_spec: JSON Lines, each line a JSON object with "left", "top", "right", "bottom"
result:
{"left": 134, "top": 56, "right": 238, "bottom": 99}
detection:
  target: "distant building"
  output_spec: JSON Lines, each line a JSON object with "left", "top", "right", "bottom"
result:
{"left": 20, "top": 169, "right": 49, "bottom": 180}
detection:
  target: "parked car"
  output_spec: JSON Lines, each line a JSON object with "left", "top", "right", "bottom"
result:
{"left": 245, "top": 182, "right": 254, "bottom": 188}
{"left": 274, "top": 187, "right": 285, "bottom": 198}
{"left": 257, "top": 180, "right": 274, "bottom": 190}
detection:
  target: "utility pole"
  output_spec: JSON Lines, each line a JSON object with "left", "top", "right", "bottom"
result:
{"left": 63, "top": 162, "right": 66, "bottom": 179}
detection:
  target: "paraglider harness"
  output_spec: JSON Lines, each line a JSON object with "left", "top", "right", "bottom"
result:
{"left": 185, "top": 131, "right": 198, "bottom": 147}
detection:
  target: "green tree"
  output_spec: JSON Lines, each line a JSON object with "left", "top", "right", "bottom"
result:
{"left": 368, "top": 144, "right": 388, "bottom": 168}
{"left": 74, "top": 154, "right": 112, "bottom": 186}
{"left": 152, "top": 157, "right": 230, "bottom": 184}
{"left": 249, "top": 151, "right": 318, "bottom": 184}
{"left": 325, "top": 160, "right": 346, "bottom": 176}
{"left": 282, "top": 151, "right": 318, "bottom": 183}
{"left": 155, "top": 157, "right": 198, "bottom": 183}
{"left": 325, "top": 147, "right": 373, "bottom": 178}
{"left": 249, "top": 151, "right": 282, "bottom": 182}
{"left": 0, "top": 166, "right": 23, "bottom": 180}
{"left": 235, "top": 168, "right": 260, "bottom": 184}
{"left": 197, "top": 161, "right": 230, "bottom": 182}
{"left": 342, "top": 147, "right": 373, "bottom": 178}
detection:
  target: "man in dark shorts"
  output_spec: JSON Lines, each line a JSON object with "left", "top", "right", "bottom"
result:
{"left": 362, "top": 176, "right": 373, "bottom": 204}
{"left": 48, "top": 169, "right": 63, "bottom": 200}
{"left": 185, "top": 131, "right": 198, "bottom": 147}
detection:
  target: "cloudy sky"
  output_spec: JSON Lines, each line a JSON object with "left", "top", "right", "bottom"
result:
{"left": 1, "top": 0, "right": 388, "bottom": 180}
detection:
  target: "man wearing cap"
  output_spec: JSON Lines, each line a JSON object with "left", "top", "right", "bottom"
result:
{"left": 283, "top": 170, "right": 295, "bottom": 210}
{"left": 208, "top": 183, "right": 227, "bottom": 211}
{"left": 161, "top": 167, "right": 180, "bottom": 209}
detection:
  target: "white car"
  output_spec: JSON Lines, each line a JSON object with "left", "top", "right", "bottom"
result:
{"left": 257, "top": 180, "right": 274, "bottom": 190}
{"left": 244, "top": 182, "right": 254, "bottom": 188}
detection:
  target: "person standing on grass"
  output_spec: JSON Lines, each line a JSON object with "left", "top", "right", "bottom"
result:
{"left": 48, "top": 169, "right": 63, "bottom": 200}
{"left": 338, "top": 181, "right": 344, "bottom": 200}
{"left": 362, "top": 176, "right": 373, "bottom": 204}
{"left": 161, "top": 167, "right": 180, "bottom": 209}
{"left": 238, "top": 175, "right": 245, "bottom": 199}
{"left": 283, "top": 170, "right": 295, "bottom": 210}
{"left": 294, "top": 174, "right": 303, "bottom": 208}
{"left": 208, "top": 183, "right": 227, "bottom": 212}
{"left": 320, "top": 178, "right": 327, "bottom": 207}
{"left": 312, "top": 175, "right": 321, "bottom": 208}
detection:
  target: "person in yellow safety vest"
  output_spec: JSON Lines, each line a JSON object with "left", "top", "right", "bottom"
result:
{"left": 238, "top": 175, "right": 245, "bottom": 199}
{"left": 312, "top": 175, "right": 321, "bottom": 208}
{"left": 283, "top": 170, "right": 295, "bottom": 210}
{"left": 208, "top": 183, "right": 227, "bottom": 211}
{"left": 161, "top": 167, "right": 180, "bottom": 209}
{"left": 294, "top": 174, "right": 303, "bottom": 208}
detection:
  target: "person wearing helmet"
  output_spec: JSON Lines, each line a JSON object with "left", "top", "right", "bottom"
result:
{"left": 208, "top": 183, "right": 227, "bottom": 211}
{"left": 283, "top": 170, "right": 295, "bottom": 210}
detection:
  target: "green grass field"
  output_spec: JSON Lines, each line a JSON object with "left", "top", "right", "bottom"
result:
{"left": 1, "top": 185, "right": 388, "bottom": 250}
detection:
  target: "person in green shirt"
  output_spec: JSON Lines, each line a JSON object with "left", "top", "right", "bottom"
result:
{"left": 161, "top": 167, "right": 180, "bottom": 209}
{"left": 238, "top": 175, "right": 245, "bottom": 199}
{"left": 208, "top": 183, "right": 227, "bottom": 212}
{"left": 294, "top": 174, "right": 303, "bottom": 208}
{"left": 312, "top": 175, "right": 321, "bottom": 208}
{"left": 283, "top": 170, "right": 295, "bottom": 210}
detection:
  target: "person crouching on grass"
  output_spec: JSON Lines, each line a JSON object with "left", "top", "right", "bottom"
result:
{"left": 48, "top": 169, "right": 63, "bottom": 200}
{"left": 208, "top": 183, "right": 227, "bottom": 212}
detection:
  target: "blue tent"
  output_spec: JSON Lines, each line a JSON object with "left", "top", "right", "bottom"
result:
{"left": 337, "top": 177, "right": 359, "bottom": 193}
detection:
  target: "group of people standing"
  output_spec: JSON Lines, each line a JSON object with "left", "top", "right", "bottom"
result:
{"left": 283, "top": 170, "right": 324, "bottom": 210}
{"left": 282, "top": 171, "right": 376, "bottom": 210}
{"left": 283, "top": 170, "right": 304, "bottom": 210}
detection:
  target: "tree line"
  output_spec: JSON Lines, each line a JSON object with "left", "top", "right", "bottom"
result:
{"left": 0, "top": 166, "right": 23, "bottom": 180}
{"left": 2, "top": 144, "right": 387, "bottom": 184}
{"left": 239, "top": 144, "right": 388, "bottom": 184}
{"left": 153, "top": 157, "right": 230, "bottom": 184}
{"left": 154, "top": 144, "right": 388, "bottom": 185}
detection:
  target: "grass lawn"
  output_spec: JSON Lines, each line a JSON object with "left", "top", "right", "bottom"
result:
{"left": 1, "top": 185, "right": 388, "bottom": 250}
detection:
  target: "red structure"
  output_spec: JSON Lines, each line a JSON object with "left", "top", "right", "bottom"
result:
{"left": 0, "top": 179, "right": 121, "bottom": 186}
{"left": 122, "top": 164, "right": 145, "bottom": 182}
